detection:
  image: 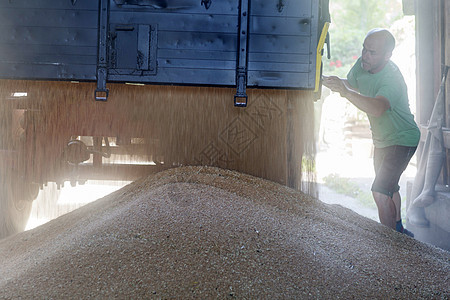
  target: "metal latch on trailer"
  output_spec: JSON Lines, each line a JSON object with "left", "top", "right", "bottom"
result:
{"left": 234, "top": 0, "right": 250, "bottom": 107}
{"left": 95, "top": 0, "right": 110, "bottom": 101}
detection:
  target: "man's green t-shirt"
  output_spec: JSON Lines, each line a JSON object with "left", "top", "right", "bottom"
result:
{"left": 347, "top": 58, "right": 420, "bottom": 148}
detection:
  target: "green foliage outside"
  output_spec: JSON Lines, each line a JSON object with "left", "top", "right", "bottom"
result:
{"left": 323, "top": 0, "right": 404, "bottom": 78}
{"left": 323, "top": 173, "right": 375, "bottom": 208}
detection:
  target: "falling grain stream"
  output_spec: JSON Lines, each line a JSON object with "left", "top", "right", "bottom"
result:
{"left": 0, "top": 79, "right": 314, "bottom": 238}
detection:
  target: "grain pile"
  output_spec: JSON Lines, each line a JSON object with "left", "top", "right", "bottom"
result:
{"left": 0, "top": 166, "right": 448, "bottom": 299}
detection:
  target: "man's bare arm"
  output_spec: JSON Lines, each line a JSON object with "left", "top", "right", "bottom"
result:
{"left": 322, "top": 75, "right": 390, "bottom": 117}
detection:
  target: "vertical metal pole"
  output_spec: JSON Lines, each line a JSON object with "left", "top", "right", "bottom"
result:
{"left": 96, "top": 0, "right": 109, "bottom": 101}
{"left": 234, "top": 0, "right": 250, "bottom": 107}
{"left": 415, "top": 0, "right": 436, "bottom": 125}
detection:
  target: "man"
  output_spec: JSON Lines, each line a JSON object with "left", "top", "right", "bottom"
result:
{"left": 322, "top": 28, "right": 420, "bottom": 237}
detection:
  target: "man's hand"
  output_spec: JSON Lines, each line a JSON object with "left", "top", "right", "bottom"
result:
{"left": 321, "top": 75, "right": 390, "bottom": 117}
{"left": 322, "top": 75, "right": 348, "bottom": 97}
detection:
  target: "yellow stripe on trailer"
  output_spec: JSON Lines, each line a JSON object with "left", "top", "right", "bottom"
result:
{"left": 314, "top": 22, "right": 330, "bottom": 92}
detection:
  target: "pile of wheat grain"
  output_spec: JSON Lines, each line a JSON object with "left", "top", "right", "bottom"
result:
{"left": 0, "top": 166, "right": 448, "bottom": 299}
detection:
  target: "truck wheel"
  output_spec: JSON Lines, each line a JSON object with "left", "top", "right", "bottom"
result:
{"left": 0, "top": 175, "right": 38, "bottom": 239}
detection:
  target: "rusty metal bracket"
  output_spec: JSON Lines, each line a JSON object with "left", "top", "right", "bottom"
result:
{"left": 234, "top": 0, "right": 250, "bottom": 107}
{"left": 96, "top": 0, "right": 110, "bottom": 101}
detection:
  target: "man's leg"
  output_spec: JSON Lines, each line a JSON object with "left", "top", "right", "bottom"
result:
{"left": 372, "top": 191, "right": 396, "bottom": 229}
{"left": 392, "top": 191, "right": 401, "bottom": 222}
{"left": 372, "top": 145, "right": 417, "bottom": 232}
{"left": 392, "top": 191, "right": 414, "bottom": 237}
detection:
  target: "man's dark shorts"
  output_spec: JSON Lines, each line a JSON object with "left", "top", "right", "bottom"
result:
{"left": 372, "top": 145, "right": 417, "bottom": 198}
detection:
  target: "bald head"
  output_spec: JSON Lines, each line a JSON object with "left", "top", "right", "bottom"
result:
{"left": 366, "top": 28, "right": 396, "bottom": 54}
{"left": 360, "top": 28, "right": 395, "bottom": 73}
